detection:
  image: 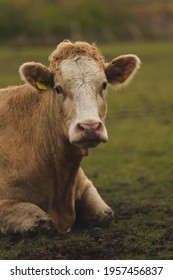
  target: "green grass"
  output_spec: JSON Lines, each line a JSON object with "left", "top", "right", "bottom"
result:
{"left": 0, "top": 41, "right": 173, "bottom": 259}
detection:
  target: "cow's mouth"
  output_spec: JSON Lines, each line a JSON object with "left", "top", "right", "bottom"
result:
{"left": 73, "top": 139, "right": 102, "bottom": 148}
{"left": 71, "top": 135, "right": 107, "bottom": 156}
{"left": 72, "top": 139, "right": 101, "bottom": 156}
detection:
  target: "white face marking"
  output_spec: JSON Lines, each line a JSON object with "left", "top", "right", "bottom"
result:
{"left": 61, "top": 56, "right": 105, "bottom": 119}
{"left": 59, "top": 56, "right": 108, "bottom": 149}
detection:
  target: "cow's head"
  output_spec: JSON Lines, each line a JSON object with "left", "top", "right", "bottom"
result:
{"left": 19, "top": 41, "right": 140, "bottom": 155}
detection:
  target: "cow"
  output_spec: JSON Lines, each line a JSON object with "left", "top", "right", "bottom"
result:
{"left": 0, "top": 41, "right": 140, "bottom": 234}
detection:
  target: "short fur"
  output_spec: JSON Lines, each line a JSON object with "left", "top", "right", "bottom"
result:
{"left": 49, "top": 40, "right": 105, "bottom": 72}
{"left": 0, "top": 41, "right": 140, "bottom": 234}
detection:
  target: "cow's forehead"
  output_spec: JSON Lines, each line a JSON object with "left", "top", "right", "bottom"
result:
{"left": 60, "top": 56, "right": 106, "bottom": 87}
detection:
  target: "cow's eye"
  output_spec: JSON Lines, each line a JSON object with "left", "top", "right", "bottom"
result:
{"left": 54, "top": 84, "right": 63, "bottom": 95}
{"left": 101, "top": 81, "right": 107, "bottom": 92}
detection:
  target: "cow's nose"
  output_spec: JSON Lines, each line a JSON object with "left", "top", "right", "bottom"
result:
{"left": 69, "top": 119, "right": 108, "bottom": 146}
{"left": 76, "top": 121, "right": 108, "bottom": 144}
{"left": 77, "top": 122, "right": 101, "bottom": 132}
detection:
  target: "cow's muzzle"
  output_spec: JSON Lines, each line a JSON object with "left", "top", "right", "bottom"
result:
{"left": 69, "top": 120, "right": 108, "bottom": 148}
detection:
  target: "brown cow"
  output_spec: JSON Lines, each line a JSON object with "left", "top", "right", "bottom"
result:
{"left": 0, "top": 41, "right": 140, "bottom": 234}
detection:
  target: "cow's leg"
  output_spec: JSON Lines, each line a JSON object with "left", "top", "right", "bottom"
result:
{"left": 0, "top": 199, "right": 54, "bottom": 234}
{"left": 75, "top": 168, "right": 114, "bottom": 226}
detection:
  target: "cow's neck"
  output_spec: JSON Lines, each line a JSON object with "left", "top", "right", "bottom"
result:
{"left": 41, "top": 97, "right": 83, "bottom": 231}
{"left": 51, "top": 136, "right": 82, "bottom": 183}
{"left": 46, "top": 127, "right": 83, "bottom": 232}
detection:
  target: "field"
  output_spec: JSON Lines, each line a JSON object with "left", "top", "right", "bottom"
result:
{"left": 0, "top": 42, "right": 173, "bottom": 260}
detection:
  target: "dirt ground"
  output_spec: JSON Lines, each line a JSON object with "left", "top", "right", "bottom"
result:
{"left": 1, "top": 201, "right": 173, "bottom": 260}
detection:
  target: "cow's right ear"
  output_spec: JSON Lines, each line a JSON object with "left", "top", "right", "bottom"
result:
{"left": 19, "top": 62, "right": 54, "bottom": 91}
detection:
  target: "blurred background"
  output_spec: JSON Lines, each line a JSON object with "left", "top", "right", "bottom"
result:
{"left": 0, "top": 0, "right": 173, "bottom": 260}
{"left": 0, "top": 0, "right": 173, "bottom": 45}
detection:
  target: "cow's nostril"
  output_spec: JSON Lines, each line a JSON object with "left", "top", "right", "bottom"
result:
{"left": 77, "top": 122, "right": 101, "bottom": 132}
{"left": 78, "top": 123, "right": 86, "bottom": 131}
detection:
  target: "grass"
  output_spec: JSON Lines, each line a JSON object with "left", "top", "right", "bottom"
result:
{"left": 0, "top": 41, "right": 173, "bottom": 259}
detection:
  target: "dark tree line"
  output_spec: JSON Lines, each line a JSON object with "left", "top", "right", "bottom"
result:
{"left": 0, "top": 0, "right": 172, "bottom": 45}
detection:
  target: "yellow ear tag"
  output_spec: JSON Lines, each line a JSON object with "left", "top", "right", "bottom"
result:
{"left": 36, "top": 81, "right": 47, "bottom": 90}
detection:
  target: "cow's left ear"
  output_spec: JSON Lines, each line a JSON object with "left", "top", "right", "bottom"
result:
{"left": 19, "top": 62, "right": 54, "bottom": 90}
{"left": 105, "top": 55, "right": 141, "bottom": 89}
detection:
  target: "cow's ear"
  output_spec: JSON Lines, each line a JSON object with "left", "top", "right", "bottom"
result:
{"left": 19, "top": 62, "right": 54, "bottom": 90}
{"left": 105, "top": 55, "right": 141, "bottom": 89}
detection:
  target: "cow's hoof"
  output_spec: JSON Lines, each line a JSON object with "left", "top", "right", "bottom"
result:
{"left": 25, "top": 217, "right": 57, "bottom": 236}
{"left": 93, "top": 208, "right": 114, "bottom": 227}
{"left": 83, "top": 208, "right": 114, "bottom": 228}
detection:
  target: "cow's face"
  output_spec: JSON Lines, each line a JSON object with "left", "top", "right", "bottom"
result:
{"left": 19, "top": 47, "right": 140, "bottom": 155}
{"left": 54, "top": 56, "right": 108, "bottom": 151}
